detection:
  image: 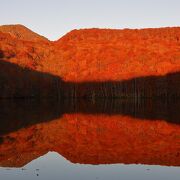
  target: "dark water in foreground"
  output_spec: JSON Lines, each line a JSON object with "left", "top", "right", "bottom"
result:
{"left": 0, "top": 99, "right": 180, "bottom": 180}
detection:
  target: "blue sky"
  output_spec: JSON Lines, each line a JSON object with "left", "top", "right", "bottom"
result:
{"left": 0, "top": 0, "right": 180, "bottom": 40}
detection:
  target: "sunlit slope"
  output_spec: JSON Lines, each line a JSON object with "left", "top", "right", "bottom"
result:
{"left": 0, "top": 24, "right": 49, "bottom": 42}
{"left": 0, "top": 26, "right": 180, "bottom": 98}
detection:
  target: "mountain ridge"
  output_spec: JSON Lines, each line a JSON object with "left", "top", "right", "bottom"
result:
{"left": 0, "top": 24, "right": 49, "bottom": 42}
{"left": 0, "top": 24, "right": 180, "bottom": 98}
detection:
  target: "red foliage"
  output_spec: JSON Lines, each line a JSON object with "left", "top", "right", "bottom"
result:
{"left": 0, "top": 113, "right": 180, "bottom": 167}
{"left": 0, "top": 26, "right": 180, "bottom": 97}
{"left": 54, "top": 27, "right": 180, "bottom": 81}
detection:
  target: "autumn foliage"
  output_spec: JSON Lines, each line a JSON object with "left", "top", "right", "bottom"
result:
{"left": 1, "top": 109, "right": 180, "bottom": 167}
{"left": 0, "top": 25, "right": 180, "bottom": 98}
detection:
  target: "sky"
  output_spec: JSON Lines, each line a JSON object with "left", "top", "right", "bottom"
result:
{"left": 0, "top": 0, "right": 180, "bottom": 40}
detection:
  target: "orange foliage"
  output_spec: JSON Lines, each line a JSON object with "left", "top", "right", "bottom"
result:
{"left": 0, "top": 113, "right": 180, "bottom": 167}
{"left": 0, "top": 26, "right": 180, "bottom": 97}
{"left": 1, "top": 26, "right": 180, "bottom": 81}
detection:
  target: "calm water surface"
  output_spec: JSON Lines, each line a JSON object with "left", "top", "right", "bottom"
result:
{"left": 0, "top": 99, "right": 180, "bottom": 180}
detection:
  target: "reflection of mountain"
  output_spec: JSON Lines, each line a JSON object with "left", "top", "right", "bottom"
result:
{"left": 0, "top": 99, "right": 180, "bottom": 136}
{"left": 0, "top": 100, "right": 180, "bottom": 167}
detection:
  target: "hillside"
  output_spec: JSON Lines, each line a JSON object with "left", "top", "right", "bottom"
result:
{"left": 0, "top": 24, "right": 49, "bottom": 42}
{"left": 0, "top": 26, "right": 180, "bottom": 98}
{"left": 54, "top": 27, "right": 180, "bottom": 81}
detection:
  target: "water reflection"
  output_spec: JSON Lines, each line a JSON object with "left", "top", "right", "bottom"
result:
{"left": 0, "top": 99, "right": 180, "bottom": 136}
{"left": 0, "top": 99, "right": 180, "bottom": 169}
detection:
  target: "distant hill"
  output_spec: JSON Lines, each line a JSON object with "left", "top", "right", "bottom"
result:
{"left": 0, "top": 24, "right": 49, "bottom": 42}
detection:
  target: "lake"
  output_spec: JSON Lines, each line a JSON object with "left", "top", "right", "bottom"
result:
{"left": 0, "top": 99, "right": 180, "bottom": 180}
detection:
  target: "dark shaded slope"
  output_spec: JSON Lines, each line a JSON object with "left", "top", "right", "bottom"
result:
{"left": 60, "top": 72, "right": 180, "bottom": 98}
{"left": 0, "top": 60, "right": 60, "bottom": 98}
{"left": 0, "top": 59, "right": 180, "bottom": 99}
